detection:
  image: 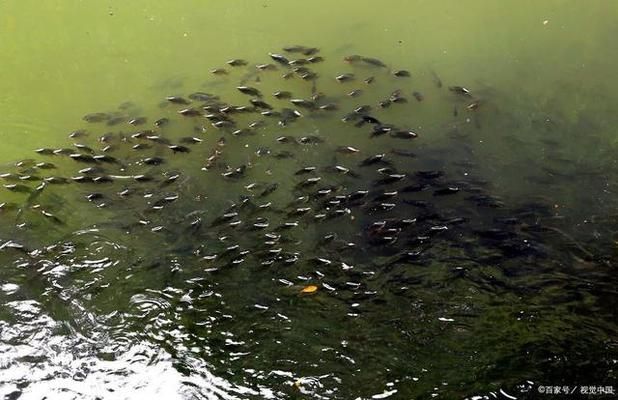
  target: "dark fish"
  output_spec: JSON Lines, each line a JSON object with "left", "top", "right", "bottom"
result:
{"left": 393, "top": 70, "right": 411, "bottom": 77}
{"left": 307, "top": 56, "right": 323, "bottom": 63}
{"left": 297, "top": 135, "right": 323, "bottom": 145}
{"left": 364, "top": 76, "right": 375, "bottom": 84}
{"left": 431, "top": 70, "right": 443, "bottom": 88}
{"left": 273, "top": 91, "right": 292, "bottom": 99}
{"left": 3, "top": 184, "right": 31, "bottom": 192}
{"left": 290, "top": 98, "right": 316, "bottom": 109}
{"left": 433, "top": 187, "right": 460, "bottom": 196}
{"left": 360, "top": 153, "right": 386, "bottom": 166}
{"left": 178, "top": 108, "right": 202, "bottom": 117}
{"left": 154, "top": 118, "right": 169, "bottom": 127}
{"left": 259, "top": 183, "right": 278, "bottom": 197}
{"left": 227, "top": 59, "right": 248, "bottom": 66}
{"left": 449, "top": 86, "right": 472, "bottom": 96}
{"left": 371, "top": 125, "right": 393, "bottom": 137}
{"left": 35, "top": 162, "right": 56, "bottom": 169}
{"left": 319, "top": 103, "right": 338, "bottom": 111}
{"left": 69, "top": 153, "right": 97, "bottom": 163}
{"left": 467, "top": 100, "right": 481, "bottom": 111}
{"left": 189, "top": 92, "right": 219, "bottom": 101}
{"left": 390, "top": 149, "right": 416, "bottom": 158}
{"left": 83, "top": 113, "right": 109, "bottom": 123}
{"left": 143, "top": 157, "right": 165, "bottom": 165}
{"left": 348, "top": 89, "right": 363, "bottom": 97}
{"left": 237, "top": 86, "right": 262, "bottom": 97}
{"left": 43, "top": 177, "right": 69, "bottom": 184}
{"left": 375, "top": 174, "right": 405, "bottom": 185}
{"left": 250, "top": 99, "right": 273, "bottom": 109}
{"left": 390, "top": 130, "right": 418, "bottom": 139}
{"left": 93, "top": 154, "right": 118, "bottom": 163}
{"left": 69, "top": 130, "right": 88, "bottom": 139}
{"left": 134, "top": 175, "right": 153, "bottom": 182}
{"left": 283, "top": 45, "right": 319, "bottom": 55}
{"left": 210, "top": 68, "right": 228, "bottom": 75}
{"left": 412, "top": 91, "right": 424, "bottom": 102}
{"left": 179, "top": 136, "right": 203, "bottom": 144}
{"left": 295, "top": 166, "right": 317, "bottom": 175}
{"left": 269, "top": 53, "right": 290, "bottom": 65}
{"left": 378, "top": 99, "right": 392, "bottom": 108}
{"left": 77, "top": 182, "right": 99, "bottom": 197}
{"left": 296, "top": 177, "right": 321, "bottom": 188}
{"left": 168, "top": 145, "right": 191, "bottom": 153}
{"left": 417, "top": 170, "right": 444, "bottom": 180}
{"left": 35, "top": 148, "right": 55, "bottom": 155}
{"left": 337, "top": 146, "right": 360, "bottom": 154}
{"left": 361, "top": 57, "right": 387, "bottom": 68}
{"left": 128, "top": 117, "right": 147, "bottom": 126}
{"left": 288, "top": 58, "right": 309, "bottom": 66}
{"left": 166, "top": 96, "right": 190, "bottom": 105}
{"left": 256, "top": 63, "right": 277, "bottom": 70}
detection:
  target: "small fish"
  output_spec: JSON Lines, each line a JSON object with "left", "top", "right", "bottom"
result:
{"left": 35, "top": 162, "right": 56, "bottom": 169}
{"left": 295, "top": 166, "right": 317, "bottom": 175}
{"left": 431, "top": 70, "right": 443, "bottom": 88}
{"left": 412, "top": 91, "right": 424, "bottom": 102}
{"left": 290, "top": 98, "right": 316, "bottom": 109}
{"left": 128, "top": 117, "right": 147, "bottom": 126}
{"left": 364, "top": 76, "right": 375, "bottom": 84}
{"left": 307, "top": 56, "right": 323, "bottom": 63}
{"left": 179, "top": 136, "right": 203, "bottom": 144}
{"left": 227, "top": 59, "right": 248, "bottom": 66}
{"left": 143, "top": 157, "right": 165, "bottom": 165}
{"left": 69, "top": 153, "right": 97, "bottom": 163}
{"left": 256, "top": 63, "right": 277, "bottom": 70}
{"left": 250, "top": 99, "right": 273, "bottom": 109}
{"left": 348, "top": 89, "right": 363, "bottom": 97}
{"left": 283, "top": 45, "right": 319, "bottom": 56}
{"left": 433, "top": 187, "right": 460, "bottom": 196}
{"left": 35, "top": 148, "right": 55, "bottom": 155}
{"left": 165, "top": 96, "right": 190, "bottom": 105}
{"left": 393, "top": 70, "right": 411, "bottom": 77}
{"left": 273, "top": 90, "right": 292, "bottom": 99}
{"left": 168, "top": 144, "right": 190, "bottom": 153}
{"left": 237, "top": 86, "right": 262, "bottom": 97}
{"left": 360, "top": 153, "right": 386, "bottom": 166}
{"left": 390, "top": 149, "right": 416, "bottom": 158}
{"left": 319, "top": 103, "right": 338, "bottom": 111}
{"left": 297, "top": 135, "right": 323, "bottom": 145}
{"left": 467, "top": 100, "right": 481, "bottom": 111}
{"left": 154, "top": 117, "right": 169, "bottom": 127}
{"left": 44, "top": 176, "right": 69, "bottom": 184}
{"left": 337, "top": 146, "right": 360, "bottom": 154}
{"left": 361, "top": 57, "right": 387, "bottom": 68}
{"left": 68, "top": 130, "right": 88, "bottom": 139}
{"left": 178, "top": 108, "right": 202, "bottom": 117}
{"left": 449, "top": 86, "right": 472, "bottom": 96}
{"left": 269, "top": 53, "right": 290, "bottom": 65}
{"left": 210, "top": 68, "right": 228, "bottom": 75}
{"left": 336, "top": 73, "right": 355, "bottom": 82}
{"left": 83, "top": 112, "right": 109, "bottom": 123}
{"left": 390, "top": 130, "right": 418, "bottom": 139}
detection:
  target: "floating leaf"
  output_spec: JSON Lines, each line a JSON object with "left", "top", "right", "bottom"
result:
{"left": 300, "top": 285, "right": 318, "bottom": 294}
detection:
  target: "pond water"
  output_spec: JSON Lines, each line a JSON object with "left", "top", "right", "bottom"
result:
{"left": 0, "top": 1, "right": 616, "bottom": 399}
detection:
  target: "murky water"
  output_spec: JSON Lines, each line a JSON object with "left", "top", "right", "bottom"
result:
{"left": 1, "top": 1, "right": 617, "bottom": 399}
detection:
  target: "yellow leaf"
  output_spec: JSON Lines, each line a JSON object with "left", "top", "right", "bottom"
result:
{"left": 300, "top": 285, "right": 318, "bottom": 294}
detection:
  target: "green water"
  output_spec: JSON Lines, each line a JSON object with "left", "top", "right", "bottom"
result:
{"left": 1, "top": 1, "right": 617, "bottom": 399}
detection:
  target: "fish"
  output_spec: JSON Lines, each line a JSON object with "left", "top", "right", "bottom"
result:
{"left": 178, "top": 108, "right": 202, "bottom": 117}
{"left": 227, "top": 59, "right": 248, "bottom": 66}
{"left": 412, "top": 91, "right": 424, "bottom": 102}
{"left": 393, "top": 70, "right": 411, "bottom": 77}
{"left": 250, "top": 99, "right": 273, "bottom": 109}
{"left": 154, "top": 118, "right": 169, "bottom": 127}
{"left": 83, "top": 112, "right": 110, "bottom": 123}
{"left": 337, "top": 146, "right": 360, "bottom": 154}
{"left": 390, "top": 130, "right": 418, "bottom": 139}
{"left": 283, "top": 45, "right": 319, "bottom": 55}
{"left": 360, "top": 154, "right": 387, "bottom": 166}
{"left": 273, "top": 91, "right": 292, "bottom": 99}
{"left": 361, "top": 57, "right": 387, "bottom": 68}
{"left": 210, "top": 68, "right": 228, "bottom": 75}
{"left": 269, "top": 53, "right": 290, "bottom": 65}
{"left": 165, "top": 96, "right": 190, "bottom": 105}
{"left": 237, "top": 86, "right": 262, "bottom": 97}
{"left": 449, "top": 86, "right": 472, "bottom": 96}
{"left": 336, "top": 73, "right": 355, "bottom": 82}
